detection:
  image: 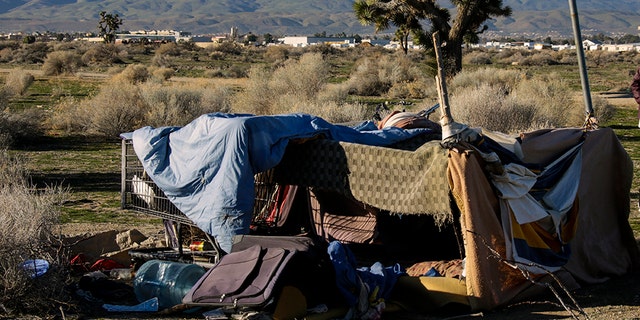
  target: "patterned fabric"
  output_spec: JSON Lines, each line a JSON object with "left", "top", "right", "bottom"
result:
{"left": 274, "top": 133, "right": 452, "bottom": 226}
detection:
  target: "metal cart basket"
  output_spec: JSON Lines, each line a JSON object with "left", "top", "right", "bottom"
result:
{"left": 120, "top": 138, "right": 281, "bottom": 266}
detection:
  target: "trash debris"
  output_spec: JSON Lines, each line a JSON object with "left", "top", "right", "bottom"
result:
{"left": 133, "top": 259, "right": 206, "bottom": 310}
{"left": 102, "top": 297, "right": 159, "bottom": 312}
{"left": 202, "top": 308, "right": 227, "bottom": 320}
{"left": 19, "top": 259, "right": 49, "bottom": 278}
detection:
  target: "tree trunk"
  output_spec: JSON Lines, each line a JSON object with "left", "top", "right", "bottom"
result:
{"left": 444, "top": 38, "right": 463, "bottom": 76}
{"left": 446, "top": 1, "right": 472, "bottom": 76}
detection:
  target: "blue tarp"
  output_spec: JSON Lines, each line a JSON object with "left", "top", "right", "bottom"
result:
{"left": 127, "top": 113, "right": 433, "bottom": 253}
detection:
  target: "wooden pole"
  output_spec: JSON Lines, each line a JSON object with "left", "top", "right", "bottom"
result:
{"left": 432, "top": 32, "right": 454, "bottom": 126}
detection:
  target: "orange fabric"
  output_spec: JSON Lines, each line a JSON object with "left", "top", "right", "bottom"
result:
{"left": 448, "top": 148, "right": 536, "bottom": 311}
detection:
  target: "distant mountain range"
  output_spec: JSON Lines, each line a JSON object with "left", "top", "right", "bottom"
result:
{"left": 0, "top": 0, "right": 638, "bottom": 39}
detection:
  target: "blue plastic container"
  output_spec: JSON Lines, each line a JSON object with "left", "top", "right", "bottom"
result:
{"left": 133, "top": 260, "right": 206, "bottom": 310}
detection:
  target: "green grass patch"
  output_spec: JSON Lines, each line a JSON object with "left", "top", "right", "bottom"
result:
{"left": 601, "top": 103, "right": 640, "bottom": 191}
{"left": 7, "top": 76, "right": 102, "bottom": 111}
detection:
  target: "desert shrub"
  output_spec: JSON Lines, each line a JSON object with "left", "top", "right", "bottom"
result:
{"left": 125, "top": 42, "right": 153, "bottom": 56}
{"left": 83, "top": 83, "right": 146, "bottom": 137}
{"left": 449, "top": 68, "right": 596, "bottom": 133}
{"left": 303, "top": 43, "right": 338, "bottom": 56}
{"left": 3, "top": 69, "right": 34, "bottom": 96}
{"left": 233, "top": 52, "right": 329, "bottom": 115}
{"left": 520, "top": 52, "right": 558, "bottom": 66}
{"left": 345, "top": 52, "right": 432, "bottom": 98}
{"left": 233, "top": 66, "right": 279, "bottom": 115}
{"left": 315, "top": 82, "right": 350, "bottom": 105}
{"left": 267, "top": 92, "right": 308, "bottom": 115}
{"left": 262, "top": 91, "right": 369, "bottom": 123}
{"left": 151, "top": 53, "right": 174, "bottom": 68}
{"left": 496, "top": 51, "right": 527, "bottom": 65}
{"left": 0, "top": 150, "right": 70, "bottom": 316}
{"left": 47, "top": 96, "right": 89, "bottom": 133}
{"left": 0, "top": 88, "right": 9, "bottom": 111}
{"left": 232, "top": 52, "right": 368, "bottom": 121}
{"left": 587, "top": 50, "right": 620, "bottom": 67}
{"left": 208, "top": 50, "right": 226, "bottom": 60}
{"left": 139, "top": 82, "right": 233, "bottom": 127}
{"left": 557, "top": 51, "right": 578, "bottom": 65}
{"left": 177, "top": 40, "right": 200, "bottom": 52}
{"left": 0, "top": 108, "right": 45, "bottom": 146}
{"left": 493, "top": 48, "right": 519, "bottom": 61}
{"left": 0, "top": 47, "right": 13, "bottom": 63}
{"left": 203, "top": 67, "right": 225, "bottom": 78}
{"left": 388, "top": 77, "right": 437, "bottom": 100}
{"left": 56, "top": 79, "right": 235, "bottom": 136}
{"left": 295, "top": 100, "right": 369, "bottom": 124}
{"left": 264, "top": 45, "right": 289, "bottom": 63}
{"left": 345, "top": 56, "right": 391, "bottom": 96}
{"left": 509, "top": 73, "right": 575, "bottom": 126}
{"left": 155, "top": 42, "right": 181, "bottom": 56}
{"left": 200, "top": 85, "right": 234, "bottom": 114}
{"left": 150, "top": 66, "right": 175, "bottom": 81}
{"left": 272, "top": 52, "right": 329, "bottom": 99}
{"left": 81, "top": 43, "right": 125, "bottom": 66}
{"left": 210, "top": 42, "right": 243, "bottom": 55}
{"left": 11, "top": 42, "right": 51, "bottom": 64}
{"left": 379, "top": 53, "right": 425, "bottom": 85}
{"left": 451, "top": 67, "right": 524, "bottom": 94}
{"left": 450, "top": 84, "right": 540, "bottom": 133}
{"left": 110, "top": 64, "right": 150, "bottom": 84}
{"left": 463, "top": 50, "right": 493, "bottom": 65}
{"left": 562, "top": 94, "right": 615, "bottom": 127}
{"left": 140, "top": 84, "right": 201, "bottom": 127}
{"left": 0, "top": 41, "right": 19, "bottom": 52}
{"left": 51, "top": 41, "right": 87, "bottom": 53}
{"left": 618, "top": 51, "right": 640, "bottom": 64}
{"left": 234, "top": 65, "right": 277, "bottom": 115}
{"left": 589, "top": 95, "right": 615, "bottom": 124}
{"left": 224, "top": 65, "right": 249, "bottom": 78}
{"left": 42, "top": 51, "right": 83, "bottom": 76}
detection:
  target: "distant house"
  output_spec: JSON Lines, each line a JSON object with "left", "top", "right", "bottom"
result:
{"left": 582, "top": 39, "right": 602, "bottom": 51}
{"left": 533, "top": 43, "right": 552, "bottom": 50}
{"left": 191, "top": 36, "right": 215, "bottom": 48}
{"left": 602, "top": 43, "right": 640, "bottom": 52}
{"left": 190, "top": 35, "right": 229, "bottom": 48}
{"left": 280, "top": 36, "right": 355, "bottom": 47}
{"left": 114, "top": 30, "right": 191, "bottom": 44}
{"left": 361, "top": 39, "right": 391, "bottom": 47}
{"left": 552, "top": 44, "right": 574, "bottom": 51}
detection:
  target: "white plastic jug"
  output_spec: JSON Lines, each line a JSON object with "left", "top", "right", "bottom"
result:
{"left": 132, "top": 259, "right": 206, "bottom": 310}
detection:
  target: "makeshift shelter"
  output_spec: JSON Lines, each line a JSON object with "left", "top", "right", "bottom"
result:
{"left": 121, "top": 111, "right": 640, "bottom": 314}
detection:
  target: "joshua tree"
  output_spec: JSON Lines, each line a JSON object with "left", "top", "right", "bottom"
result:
{"left": 98, "top": 11, "right": 123, "bottom": 44}
{"left": 354, "top": 0, "right": 511, "bottom": 76}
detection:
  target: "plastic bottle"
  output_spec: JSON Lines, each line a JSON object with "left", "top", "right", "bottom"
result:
{"left": 132, "top": 259, "right": 206, "bottom": 310}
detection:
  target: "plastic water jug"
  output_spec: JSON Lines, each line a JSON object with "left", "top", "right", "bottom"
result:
{"left": 132, "top": 259, "right": 206, "bottom": 310}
